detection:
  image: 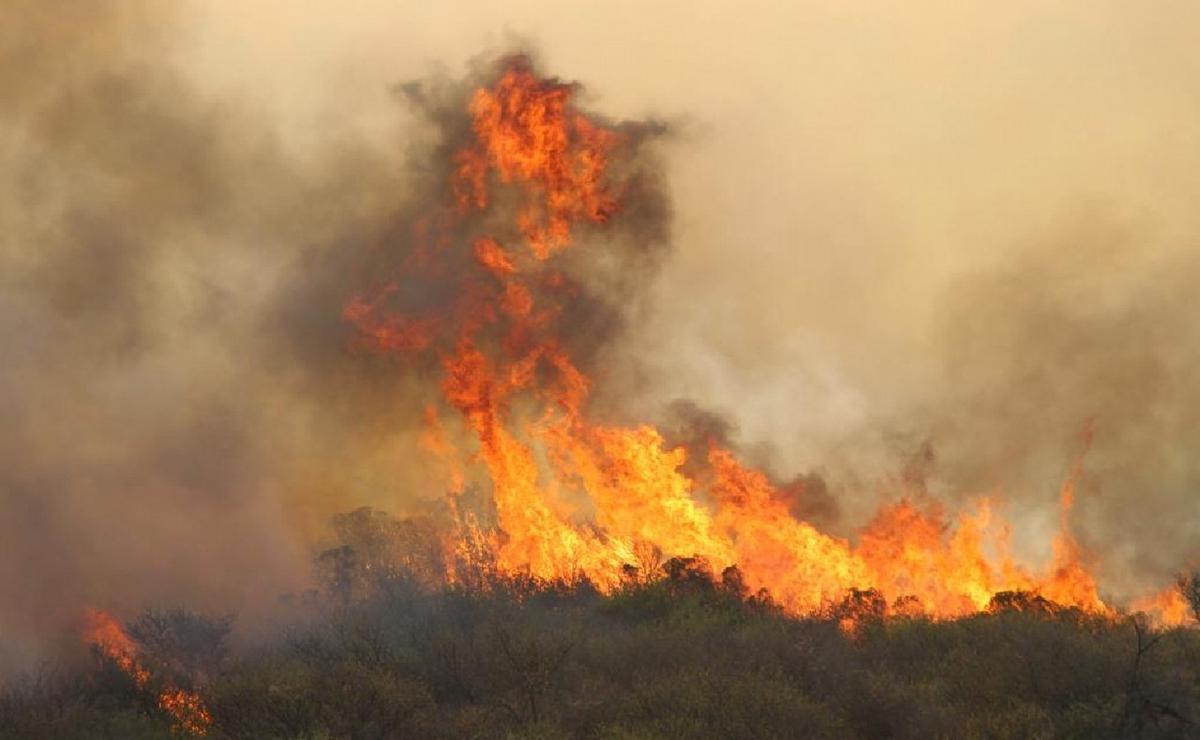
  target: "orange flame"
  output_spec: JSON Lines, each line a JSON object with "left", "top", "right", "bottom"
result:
{"left": 1131, "top": 586, "right": 1192, "bottom": 628}
{"left": 346, "top": 55, "right": 1182, "bottom": 623}
{"left": 83, "top": 608, "right": 152, "bottom": 688}
{"left": 82, "top": 609, "right": 212, "bottom": 736}
{"left": 453, "top": 58, "right": 617, "bottom": 258}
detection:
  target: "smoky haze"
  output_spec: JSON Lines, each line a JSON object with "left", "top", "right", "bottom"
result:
{"left": 2, "top": 1, "right": 1199, "bottom": 671}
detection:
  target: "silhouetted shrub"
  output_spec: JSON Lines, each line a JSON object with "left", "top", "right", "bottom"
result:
{"left": 988, "top": 589, "right": 1061, "bottom": 616}
{"left": 1177, "top": 572, "right": 1200, "bottom": 624}
{"left": 8, "top": 576, "right": 1200, "bottom": 739}
{"left": 127, "top": 608, "right": 232, "bottom": 686}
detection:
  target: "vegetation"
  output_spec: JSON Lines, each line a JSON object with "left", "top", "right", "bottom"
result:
{"left": 4, "top": 516, "right": 1200, "bottom": 739}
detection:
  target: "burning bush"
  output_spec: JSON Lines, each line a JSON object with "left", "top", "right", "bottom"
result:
{"left": 11, "top": 47, "right": 1199, "bottom": 740}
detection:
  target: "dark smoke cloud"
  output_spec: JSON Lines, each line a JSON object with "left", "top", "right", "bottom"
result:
{"left": 659, "top": 399, "right": 841, "bottom": 527}
{"left": 0, "top": 4, "right": 417, "bottom": 672}
{"left": 0, "top": 8, "right": 678, "bottom": 674}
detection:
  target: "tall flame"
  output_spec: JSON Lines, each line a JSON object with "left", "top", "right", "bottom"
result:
{"left": 345, "top": 55, "right": 1181, "bottom": 625}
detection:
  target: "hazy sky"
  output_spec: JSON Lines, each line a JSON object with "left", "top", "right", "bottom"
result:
{"left": 3, "top": 1, "right": 1199, "bottom": 670}
{"left": 177, "top": 0, "right": 1200, "bottom": 545}
{"left": 181, "top": 0, "right": 1200, "bottom": 458}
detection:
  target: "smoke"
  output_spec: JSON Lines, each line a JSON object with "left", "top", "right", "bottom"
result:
{"left": 4, "top": 0, "right": 1200, "bottom": 670}
{"left": 0, "top": 2, "right": 427, "bottom": 671}
{"left": 0, "top": 3, "right": 678, "bottom": 672}
{"left": 926, "top": 218, "right": 1200, "bottom": 597}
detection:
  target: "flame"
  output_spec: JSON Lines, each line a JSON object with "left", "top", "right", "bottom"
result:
{"left": 83, "top": 608, "right": 152, "bottom": 688}
{"left": 708, "top": 445, "right": 865, "bottom": 612}
{"left": 82, "top": 609, "right": 212, "bottom": 736}
{"left": 344, "top": 55, "right": 1181, "bottom": 622}
{"left": 453, "top": 58, "right": 617, "bottom": 258}
{"left": 157, "top": 690, "right": 213, "bottom": 737}
{"left": 1131, "top": 586, "right": 1192, "bottom": 628}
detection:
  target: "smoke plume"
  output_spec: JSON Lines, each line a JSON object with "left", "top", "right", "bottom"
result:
{"left": 4, "top": 0, "right": 1200, "bottom": 671}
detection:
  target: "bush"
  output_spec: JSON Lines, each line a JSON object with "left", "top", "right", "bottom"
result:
{"left": 8, "top": 576, "right": 1200, "bottom": 739}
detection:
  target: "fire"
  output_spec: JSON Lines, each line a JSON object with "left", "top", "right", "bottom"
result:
{"left": 344, "top": 54, "right": 1185, "bottom": 625}
{"left": 453, "top": 59, "right": 617, "bottom": 258}
{"left": 157, "top": 690, "right": 212, "bottom": 737}
{"left": 708, "top": 446, "right": 865, "bottom": 613}
{"left": 1132, "top": 587, "right": 1192, "bottom": 628}
{"left": 83, "top": 608, "right": 152, "bottom": 688}
{"left": 82, "top": 609, "right": 212, "bottom": 736}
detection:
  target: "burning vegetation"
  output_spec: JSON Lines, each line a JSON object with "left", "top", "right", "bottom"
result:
{"left": 339, "top": 54, "right": 1176, "bottom": 626}
{"left": 81, "top": 610, "right": 212, "bottom": 736}
{"left": 4, "top": 51, "right": 1200, "bottom": 740}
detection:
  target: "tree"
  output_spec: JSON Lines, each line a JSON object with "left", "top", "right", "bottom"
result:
{"left": 127, "top": 608, "right": 232, "bottom": 685}
{"left": 1175, "top": 571, "right": 1200, "bottom": 623}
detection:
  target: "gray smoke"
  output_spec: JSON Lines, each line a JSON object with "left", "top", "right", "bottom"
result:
{"left": 4, "top": 0, "right": 1200, "bottom": 674}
